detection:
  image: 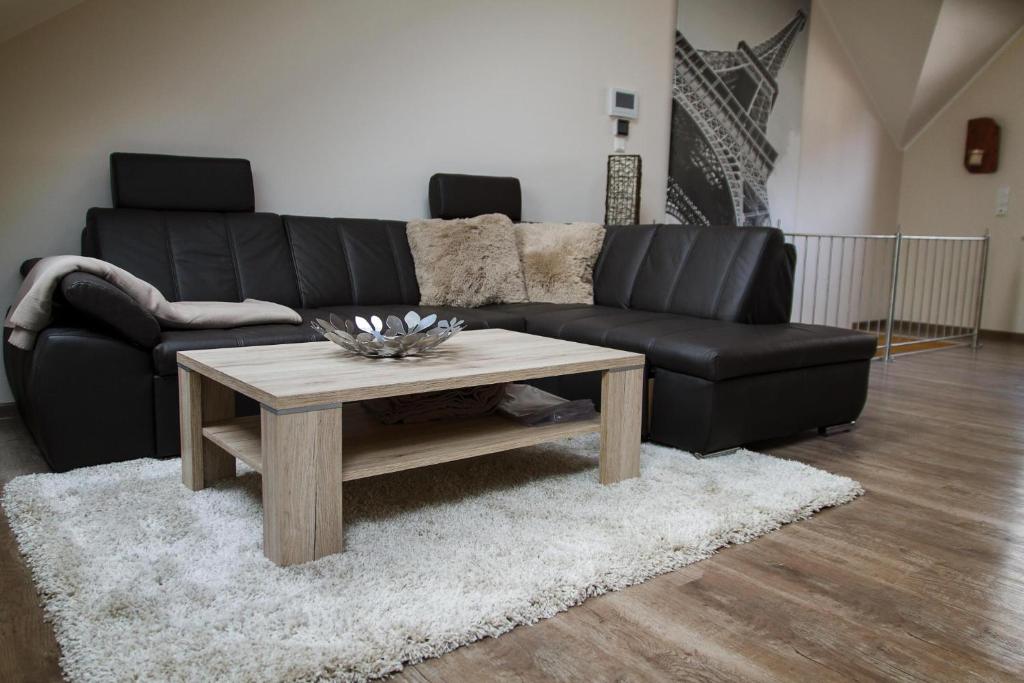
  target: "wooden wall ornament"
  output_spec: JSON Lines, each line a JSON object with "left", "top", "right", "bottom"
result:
{"left": 964, "top": 117, "right": 999, "bottom": 174}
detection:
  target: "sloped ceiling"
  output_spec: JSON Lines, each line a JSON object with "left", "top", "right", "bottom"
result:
{"left": 0, "top": 0, "right": 85, "bottom": 44}
{"left": 816, "top": 0, "right": 941, "bottom": 147}
{"left": 904, "top": 0, "right": 1024, "bottom": 144}
{"left": 817, "top": 0, "right": 1024, "bottom": 147}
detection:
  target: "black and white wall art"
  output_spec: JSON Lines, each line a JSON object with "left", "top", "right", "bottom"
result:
{"left": 667, "top": 0, "right": 809, "bottom": 228}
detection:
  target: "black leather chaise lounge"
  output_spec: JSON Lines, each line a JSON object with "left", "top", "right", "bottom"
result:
{"left": 3, "top": 154, "right": 877, "bottom": 471}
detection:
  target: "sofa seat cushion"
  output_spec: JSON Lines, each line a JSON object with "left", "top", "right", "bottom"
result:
{"left": 642, "top": 323, "right": 878, "bottom": 381}
{"left": 504, "top": 304, "right": 877, "bottom": 381}
{"left": 153, "top": 318, "right": 322, "bottom": 376}
{"left": 309, "top": 305, "right": 526, "bottom": 333}
{"left": 517, "top": 305, "right": 685, "bottom": 346}
{"left": 516, "top": 306, "right": 721, "bottom": 368}
{"left": 480, "top": 302, "right": 596, "bottom": 316}
{"left": 153, "top": 304, "right": 529, "bottom": 376}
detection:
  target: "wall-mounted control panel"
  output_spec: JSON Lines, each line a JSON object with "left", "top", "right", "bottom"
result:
{"left": 996, "top": 186, "right": 1010, "bottom": 217}
{"left": 608, "top": 88, "right": 638, "bottom": 120}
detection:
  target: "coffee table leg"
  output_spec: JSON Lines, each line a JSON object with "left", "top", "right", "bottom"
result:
{"left": 599, "top": 366, "right": 643, "bottom": 484}
{"left": 179, "top": 367, "right": 237, "bottom": 490}
{"left": 261, "top": 404, "right": 345, "bottom": 566}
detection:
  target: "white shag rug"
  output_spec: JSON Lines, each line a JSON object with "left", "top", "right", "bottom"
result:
{"left": 3, "top": 433, "right": 862, "bottom": 682}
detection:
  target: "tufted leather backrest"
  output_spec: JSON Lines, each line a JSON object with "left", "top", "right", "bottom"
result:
{"left": 80, "top": 153, "right": 790, "bottom": 319}
{"left": 592, "top": 225, "right": 657, "bottom": 308}
{"left": 593, "top": 224, "right": 793, "bottom": 324}
{"left": 82, "top": 208, "right": 302, "bottom": 306}
{"left": 282, "top": 216, "right": 420, "bottom": 307}
{"left": 83, "top": 153, "right": 303, "bottom": 307}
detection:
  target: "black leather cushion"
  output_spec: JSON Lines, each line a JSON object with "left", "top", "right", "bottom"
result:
{"left": 757, "top": 238, "right": 796, "bottom": 323}
{"left": 152, "top": 318, "right": 323, "bottom": 376}
{"left": 83, "top": 209, "right": 301, "bottom": 306}
{"left": 151, "top": 305, "right": 527, "bottom": 376}
{"left": 110, "top": 153, "right": 255, "bottom": 212}
{"left": 630, "top": 225, "right": 780, "bottom": 321}
{"left": 428, "top": 173, "right": 522, "bottom": 221}
{"left": 481, "top": 302, "right": 596, "bottom": 316}
{"left": 516, "top": 304, "right": 876, "bottom": 381}
{"left": 641, "top": 323, "right": 877, "bottom": 381}
{"left": 60, "top": 272, "right": 162, "bottom": 348}
{"left": 593, "top": 224, "right": 792, "bottom": 324}
{"left": 530, "top": 307, "right": 714, "bottom": 352}
{"left": 283, "top": 216, "right": 420, "bottom": 308}
{"left": 308, "top": 305, "right": 526, "bottom": 334}
{"left": 520, "top": 306, "right": 716, "bottom": 369}
{"left": 592, "top": 225, "right": 656, "bottom": 308}
{"left": 522, "top": 305, "right": 681, "bottom": 345}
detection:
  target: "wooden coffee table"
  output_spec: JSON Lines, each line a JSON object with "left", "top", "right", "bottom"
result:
{"left": 177, "top": 329, "right": 644, "bottom": 566}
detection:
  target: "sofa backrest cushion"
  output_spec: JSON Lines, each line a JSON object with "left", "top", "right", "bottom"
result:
{"left": 592, "top": 225, "right": 657, "bottom": 308}
{"left": 283, "top": 216, "right": 420, "bottom": 308}
{"left": 110, "top": 153, "right": 256, "bottom": 212}
{"left": 593, "top": 224, "right": 793, "bottom": 324}
{"left": 82, "top": 209, "right": 301, "bottom": 306}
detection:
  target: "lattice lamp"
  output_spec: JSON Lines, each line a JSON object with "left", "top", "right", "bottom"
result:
{"left": 604, "top": 154, "right": 641, "bottom": 225}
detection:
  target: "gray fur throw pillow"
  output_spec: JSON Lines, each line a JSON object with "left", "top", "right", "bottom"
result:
{"left": 514, "top": 222, "right": 606, "bottom": 304}
{"left": 406, "top": 213, "right": 528, "bottom": 307}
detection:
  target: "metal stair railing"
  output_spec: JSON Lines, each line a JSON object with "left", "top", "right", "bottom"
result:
{"left": 783, "top": 231, "right": 990, "bottom": 360}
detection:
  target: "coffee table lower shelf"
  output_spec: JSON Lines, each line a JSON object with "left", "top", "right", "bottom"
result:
{"left": 202, "top": 408, "right": 602, "bottom": 482}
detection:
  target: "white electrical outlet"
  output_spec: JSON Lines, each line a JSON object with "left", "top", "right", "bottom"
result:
{"left": 996, "top": 186, "right": 1010, "bottom": 217}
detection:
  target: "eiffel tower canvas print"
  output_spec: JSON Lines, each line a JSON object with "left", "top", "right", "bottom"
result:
{"left": 667, "top": 1, "right": 809, "bottom": 228}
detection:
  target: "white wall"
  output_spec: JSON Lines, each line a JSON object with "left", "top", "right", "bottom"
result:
{"left": 795, "top": 1, "right": 903, "bottom": 236}
{"left": 0, "top": 0, "right": 676, "bottom": 403}
{"left": 899, "top": 32, "right": 1024, "bottom": 333}
{"left": 787, "top": 1, "right": 904, "bottom": 328}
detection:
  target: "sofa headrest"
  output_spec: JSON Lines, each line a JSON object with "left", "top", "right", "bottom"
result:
{"left": 428, "top": 173, "right": 521, "bottom": 221}
{"left": 110, "top": 152, "right": 255, "bottom": 212}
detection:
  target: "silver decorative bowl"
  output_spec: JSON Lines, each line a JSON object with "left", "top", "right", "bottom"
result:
{"left": 311, "top": 311, "right": 465, "bottom": 358}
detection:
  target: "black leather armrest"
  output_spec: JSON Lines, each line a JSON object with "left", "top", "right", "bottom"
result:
{"left": 20, "top": 258, "right": 41, "bottom": 278}
{"left": 59, "top": 272, "right": 161, "bottom": 348}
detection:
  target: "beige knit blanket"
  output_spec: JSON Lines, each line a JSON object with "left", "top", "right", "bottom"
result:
{"left": 4, "top": 255, "right": 301, "bottom": 350}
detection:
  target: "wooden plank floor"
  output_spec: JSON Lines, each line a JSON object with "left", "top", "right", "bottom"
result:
{"left": 2, "top": 340, "right": 1022, "bottom": 682}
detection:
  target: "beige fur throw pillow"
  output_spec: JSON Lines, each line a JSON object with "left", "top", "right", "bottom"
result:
{"left": 406, "top": 213, "right": 528, "bottom": 307}
{"left": 514, "top": 222, "right": 606, "bottom": 304}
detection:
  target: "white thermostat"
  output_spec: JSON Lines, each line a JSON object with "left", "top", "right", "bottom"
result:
{"left": 608, "top": 88, "right": 638, "bottom": 119}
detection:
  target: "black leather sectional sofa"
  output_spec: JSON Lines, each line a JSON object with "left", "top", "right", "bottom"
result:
{"left": 3, "top": 154, "right": 877, "bottom": 472}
